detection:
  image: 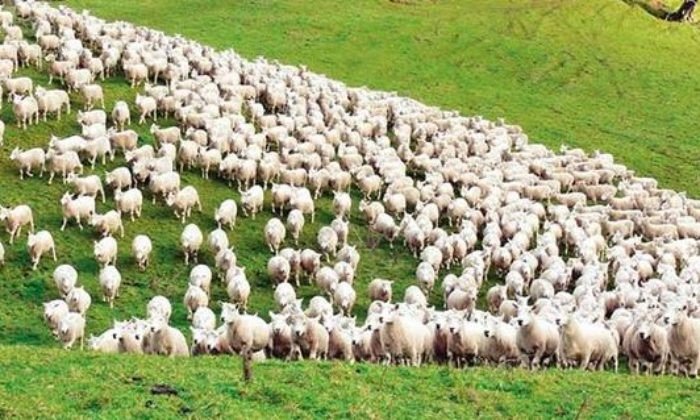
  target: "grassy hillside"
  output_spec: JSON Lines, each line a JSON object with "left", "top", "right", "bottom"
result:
{"left": 1, "top": 345, "right": 699, "bottom": 418}
{"left": 0, "top": 0, "right": 698, "bottom": 417}
{"left": 66, "top": 0, "right": 700, "bottom": 197}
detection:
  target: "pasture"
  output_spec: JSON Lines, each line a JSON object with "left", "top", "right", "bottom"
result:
{"left": 0, "top": 0, "right": 698, "bottom": 417}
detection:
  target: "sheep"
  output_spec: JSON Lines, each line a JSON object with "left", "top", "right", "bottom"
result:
{"left": 88, "top": 329, "right": 120, "bottom": 354}
{"left": 215, "top": 199, "right": 237, "bottom": 230}
{"left": 111, "top": 101, "right": 131, "bottom": 130}
{"left": 359, "top": 200, "right": 384, "bottom": 225}
{"left": 189, "top": 264, "right": 213, "bottom": 296}
{"left": 333, "top": 282, "right": 357, "bottom": 316}
{"left": 77, "top": 110, "right": 106, "bottom": 127}
{"left": 148, "top": 316, "right": 190, "bottom": 357}
{"left": 264, "top": 218, "right": 286, "bottom": 254}
{"left": 46, "top": 150, "right": 83, "bottom": 185}
{"left": 447, "top": 318, "right": 485, "bottom": 368}
{"left": 317, "top": 226, "right": 339, "bottom": 262}
{"left": 181, "top": 223, "right": 204, "bottom": 265}
{"left": 192, "top": 307, "right": 217, "bottom": 331}
{"left": 66, "top": 286, "right": 92, "bottom": 317}
{"left": 5, "top": 77, "right": 33, "bottom": 99}
{"left": 12, "top": 93, "right": 39, "bottom": 129}
{"left": 207, "top": 229, "right": 229, "bottom": 256}
{"left": 67, "top": 174, "right": 105, "bottom": 203}
{"left": 323, "top": 316, "right": 355, "bottom": 362}
{"left": 49, "top": 134, "right": 87, "bottom": 154}
{"left": 482, "top": 317, "right": 520, "bottom": 366}
{"left": 274, "top": 282, "right": 297, "bottom": 310}
{"left": 0, "top": 204, "right": 34, "bottom": 244}
{"left": 404, "top": 286, "right": 428, "bottom": 308}
{"left": 289, "top": 314, "right": 330, "bottom": 361}
{"left": 183, "top": 284, "right": 209, "bottom": 320}
{"left": 53, "top": 264, "right": 78, "bottom": 298}
{"left": 98, "top": 265, "right": 122, "bottom": 309}
{"left": 268, "top": 255, "right": 292, "bottom": 285}
{"left": 132, "top": 234, "right": 152, "bottom": 271}
{"left": 150, "top": 124, "right": 181, "bottom": 146}
{"left": 664, "top": 310, "right": 700, "bottom": 377}
{"left": 415, "top": 262, "right": 436, "bottom": 294}
{"left": 623, "top": 319, "right": 669, "bottom": 375}
{"left": 331, "top": 217, "right": 349, "bottom": 247}
{"left": 300, "top": 249, "right": 322, "bottom": 282}
{"left": 36, "top": 87, "right": 69, "bottom": 121}
{"left": 94, "top": 236, "right": 118, "bottom": 268}
{"left": 221, "top": 303, "right": 272, "bottom": 359}
{"left": 114, "top": 188, "right": 143, "bottom": 221}
{"left": 515, "top": 311, "right": 560, "bottom": 370}
{"left": 241, "top": 185, "right": 264, "bottom": 219}
{"left": 108, "top": 129, "right": 139, "bottom": 155}
{"left": 286, "top": 209, "right": 305, "bottom": 246}
{"left": 27, "top": 230, "right": 56, "bottom": 270}
{"left": 558, "top": 315, "right": 618, "bottom": 372}
{"left": 333, "top": 192, "right": 352, "bottom": 219}
{"left": 368, "top": 278, "right": 393, "bottom": 303}
{"left": 486, "top": 285, "right": 508, "bottom": 314}
{"left": 43, "top": 300, "right": 69, "bottom": 337}
{"left": 372, "top": 213, "right": 399, "bottom": 248}
{"left": 379, "top": 311, "right": 431, "bottom": 367}
{"left": 289, "top": 188, "right": 316, "bottom": 223}
{"left": 446, "top": 287, "right": 478, "bottom": 313}
{"left": 57, "top": 312, "right": 86, "bottom": 350}
{"left": 165, "top": 185, "right": 202, "bottom": 223}
{"left": 65, "top": 68, "right": 93, "bottom": 92}
{"left": 124, "top": 63, "right": 149, "bottom": 88}
{"left": 10, "top": 147, "right": 45, "bottom": 179}
{"left": 147, "top": 296, "right": 173, "bottom": 322}
{"left": 89, "top": 210, "right": 124, "bottom": 238}
{"left": 337, "top": 245, "right": 360, "bottom": 271}
{"left": 59, "top": 192, "right": 96, "bottom": 231}
{"left": 148, "top": 171, "right": 180, "bottom": 203}
{"left": 105, "top": 167, "right": 132, "bottom": 191}
{"left": 81, "top": 84, "right": 104, "bottom": 110}
{"left": 315, "top": 267, "right": 340, "bottom": 301}
{"left": 82, "top": 136, "right": 112, "bottom": 169}
{"left": 226, "top": 267, "right": 251, "bottom": 310}
{"left": 269, "top": 312, "right": 295, "bottom": 360}
{"left": 136, "top": 94, "right": 157, "bottom": 124}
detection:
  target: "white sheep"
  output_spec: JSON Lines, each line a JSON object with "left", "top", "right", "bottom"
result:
{"left": 184, "top": 284, "right": 209, "bottom": 320}
{"left": 98, "top": 265, "right": 122, "bottom": 308}
{"left": 53, "top": 264, "right": 78, "bottom": 298}
{"left": 264, "top": 218, "right": 286, "bottom": 254}
{"left": 94, "top": 236, "right": 118, "bottom": 267}
{"left": 241, "top": 185, "right": 264, "bottom": 219}
{"left": 10, "top": 147, "right": 45, "bottom": 179}
{"left": 165, "top": 185, "right": 202, "bottom": 223}
{"left": 114, "top": 188, "right": 143, "bottom": 221}
{"left": 317, "top": 226, "right": 339, "bottom": 262}
{"left": 66, "top": 286, "right": 92, "bottom": 317}
{"left": 181, "top": 223, "right": 203, "bottom": 265}
{"left": 27, "top": 230, "right": 56, "bottom": 270}
{"left": 132, "top": 234, "right": 152, "bottom": 271}
{"left": 0, "top": 204, "right": 34, "bottom": 244}
{"left": 58, "top": 312, "right": 86, "bottom": 350}
{"left": 59, "top": 192, "right": 96, "bottom": 231}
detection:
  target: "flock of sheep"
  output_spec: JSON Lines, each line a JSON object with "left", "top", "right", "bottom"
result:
{"left": 2, "top": 1, "right": 700, "bottom": 377}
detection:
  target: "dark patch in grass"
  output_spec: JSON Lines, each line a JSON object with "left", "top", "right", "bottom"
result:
{"left": 151, "top": 384, "right": 179, "bottom": 396}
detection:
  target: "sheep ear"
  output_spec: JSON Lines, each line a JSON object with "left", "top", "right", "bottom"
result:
{"left": 189, "top": 326, "right": 197, "bottom": 333}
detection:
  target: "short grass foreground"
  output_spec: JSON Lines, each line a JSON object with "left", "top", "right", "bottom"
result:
{"left": 0, "top": 345, "right": 697, "bottom": 418}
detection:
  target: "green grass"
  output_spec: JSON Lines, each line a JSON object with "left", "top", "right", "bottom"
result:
{"left": 2, "top": 345, "right": 699, "bottom": 418}
{"left": 0, "top": 0, "right": 697, "bottom": 416}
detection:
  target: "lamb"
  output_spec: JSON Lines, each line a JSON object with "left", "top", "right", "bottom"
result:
{"left": 623, "top": 319, "right": 669, "bottom": 375}
{"left": 404, "top": 286, "right": 428, "bottom": 308}
{"left": 192, "top": 307, "right": 217, "bottom": 331}
{"left": 124, "top": 63, "right": 149, "bottom": 88}
{"left": 36, "top": 87, "right": 69, "bottom": 121}
{"left": 81, "top": 84, "right": 104, "bottom": 110}
{"left": 89, "top": 211, "right": 124, "bottom": 238}
{"left": 147, "top": 296, "right": 173, "bottom": 322}
{"left": 315, "top": 266, "right": 340, "bottom": 301}
{"left": 241, "top": 185, "right": 264, "bottom": 219}
{"left": 380, "top": 311, "right": 431, "bottom": 367}
{"left": 483, "top": 317, "right": 520, "bottom": 366}
{"left": 53, "top": 264, "right": 78, "bottom": 298}
{"left": 220, "top": 304, "right": 272, "bottom": 360}
{"left": 57, "top": 312, "right": 86, "bottom": 350}
{"left": 105, "top": 167, "right": 132, "bottom": 191}
{"left": 207, "top": 229, "right": 229, "bottom": 255}
{"left": 264, "top": 218, "right": 286, "bottom": 254}
{"left": 108, "top": 129, "right": 139, "bottom": 156}
{"left": 333, "top": 282, "right": 357, "bottom": 316}
{"left": 136, "top": 94, "right": 157, "bottom": 124}
{"left": 268, "top": 255, "right": 292, "bottom": 285}
{"left": 331, "top": 217, "right": 349, "bottom": 247}
{"left": 66, "top": 286, "right": 92, "bottom": 317}
{"left": 114, "top": 188, "right": 143, "bottom": 221}
{"left": 300, "top": 249, "right": 322, "bottom": 282}
{"left": 67, "top": 174, "right": 105, "bottom": 203}
{"left": 558, "top": 315, "right": 618, "bottom": 372}
{"left": 183, "top": 284, "right": 209, "bottom": 320}
{"left": 27, "top": 230, "right": 56, "bottom": 270}
{"left": 181, "top": 223, "right": 204, "bottom": 265}
{"left": 226, "top": 267, "right": 251, "bottom": 310}
{"left": 148, "top": 171, "right": 180, "bottom": 203}
{"left": 165, "top": 185, "right": 202, "bottom": 223}
{"left": 215, "top": 199, "right": 237, "bottom": 230}
{"left": 132, "top": 234, "right": 152, "bottom": 271}
{"left": 10, "top": 147, "right": 45, "bottom": 179}
{"left": 43, "top": 300, "right": 69, "bottom": 337}
{"left": 148, "top": 316, "right": 190, "bottom": 357}
{"left": 286, "top": 209, "right": 305, "bottom": 246}
{"left": 60, "top": 192, "right": 96, "bottom": 231}
{"left": 189, "top": 264, "right": 213, "bottom": 296}
{"left": 368, "top": 278, "right": 393, "bottom": 303}
{"left": 515, "top": 311, "right": 560, "bottom": 370}
{"left": 12, "top": 93, "right": 39, "bottom": 129}
{"left": 0, "top": 204, "right": 34, "bottom": 244}
{"left": 289, "top": 188, "right": 316, "bottom": 222}
{"left": 111, "top": 100, "right": 131, "bottom": 130}
{"left": 274, "top": 282, "right": 297, "bottom": 310}
{"left": 77, "top": 110, "right": 106, "bottom": 126}
{"left": 5, "top": 77, "right": 33, "bottom": 99}
{"left": 65, "top": 68, "right": 92, "bottom": 92}
{"left": 88, "top": 329, "right": 120, "bottom": 354}
{"left": 98, "top": 265, "right": 122, "bottom": 308}
{"left": 289, "top": 314, "right": 329, "bottom": 361}
{"left": 94, "top": 236, "right": 118, "bottom": 267}
{"left": 317, "top": 226, "right": 339, "bottom": 262}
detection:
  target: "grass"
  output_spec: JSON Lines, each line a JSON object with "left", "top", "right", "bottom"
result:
{"left": 0, "top": 0, "right": 696, "bottom": 416}
{"left": 1, "top": 345, "right": 699, "bottom": 418}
